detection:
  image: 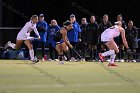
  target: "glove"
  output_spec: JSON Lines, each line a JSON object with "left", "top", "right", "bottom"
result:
{"left": 78, "top": 39, "right": 81, "bottom": 42}
{"left": 126, "top": 48, "right": 131, "bottom": 53}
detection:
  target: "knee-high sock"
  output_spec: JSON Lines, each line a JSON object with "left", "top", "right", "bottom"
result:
{"left": 102, "top": 50, "right": 115, "bottom": 57}
{"left": 29, "top": 49, "right": 35, "bottom": 60}
{"left": 109, "top": 54, "right": 116, "bottom": 64}
{"left": 58, "top": 55, "right": 63, "bottom": 61}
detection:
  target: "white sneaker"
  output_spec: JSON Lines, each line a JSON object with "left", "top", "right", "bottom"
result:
{"left": 54, "top": 59, "right": 59, "bottom": 61}
{"left": 132, "top": 60, "right": 137, "bottom": 62}
{"left": 80, "top": 58, "right": 85, "bottom": 61}
{"left": 5, "top": 41, "right": 15, "bottom": 49}
{"left": 120, "top": 59, "right": 125, "bottom": 62}
{"left": 70, "top": 57, "right": 77, "bottom": 62}
{"left": 42, "top": 58, "right": 46, "bottom": 62}
{"left": 106, "top": 59, "right": 110, "bottom": 62}
{"left": 115, "top": 59, "right": 119, "bottom": 62}
{"left": 82, "top": 58, "right": 85, "bottom": 61}
{"left": 48, "top": 59, "right": 53, "bottom": 61}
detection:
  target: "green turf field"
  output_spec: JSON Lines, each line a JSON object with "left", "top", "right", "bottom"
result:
{"left": 0, "top": 60, "right": 140, "bottom": 93}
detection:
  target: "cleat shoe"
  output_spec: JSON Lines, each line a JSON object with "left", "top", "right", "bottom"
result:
{"left": 98, "top": 53, "right": 105, "bottom": 63}
{"left": 32, "top": 59, "right": 39, "bottom": 63}
{"left": 108, "top": 63, "right": 117, "bottom": 66}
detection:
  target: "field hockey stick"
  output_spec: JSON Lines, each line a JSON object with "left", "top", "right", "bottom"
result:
{"left": 27, "top": 37, "right": 40, "bottom": 40}
{"left": 72, "top": 48, "right": 83, "bottom": 61}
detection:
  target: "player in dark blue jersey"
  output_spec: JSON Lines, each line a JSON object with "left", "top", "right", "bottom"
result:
{"left": 54, "top": 20, "right": 73, "bottom": 64}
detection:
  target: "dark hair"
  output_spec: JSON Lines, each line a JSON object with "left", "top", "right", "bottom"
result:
{"left": 63, "top": 20, "right": 72, "bottom": 26}
{"left": 30, "top": 15, "right": 38, "bottom": 20}
{"left": 39, "top": 14, "right": 44, "bottom": 17}
{"left": 117, "top": 14, "right": 122, "bottom": 17}
{"left": 70, "top": 14, "right": 75, "bottom": 18}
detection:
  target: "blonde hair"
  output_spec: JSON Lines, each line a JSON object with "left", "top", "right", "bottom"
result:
{"left": 114, "top": 21, "right": 122, "bottom": 26}
{"left": 30, "top": 15, "right": 38, "bottom": 20}
{"left": 51, "top": 19, "right": 58, "bottom": 25}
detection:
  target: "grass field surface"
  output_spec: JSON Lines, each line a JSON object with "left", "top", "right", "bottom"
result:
{"left": 0, "top": 60, "right": 140, "bottom": 93}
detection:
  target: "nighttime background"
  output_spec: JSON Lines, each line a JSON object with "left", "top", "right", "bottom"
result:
{"left": 0, "top": 0, "right": 140, "bottom": 46}
{"left": 2, "top": 0, "right": 140, "bottom": 27}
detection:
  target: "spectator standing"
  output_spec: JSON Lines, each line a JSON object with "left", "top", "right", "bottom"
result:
{"left": 67, "top": 14, "right": 81, "bottom": 61}
{"left": 99, "top": 14, "right": 112, "bottom": 53}
{"left": 78, "top": 18, "right": 88, "bottom": 60}
{"left": 33, "top": 14, "right": 48, "bottom": 61}
{"left": 126, "top": 20, "right": 138, "bottom": 62}
{"left": 114, "top": 14, "right": 127, "bottom": 62}
{"left": 47, "top": 19, "right": 60, "bottom": 61}
{"left": 86, "top": 16, "right": 99, "bottom": 61}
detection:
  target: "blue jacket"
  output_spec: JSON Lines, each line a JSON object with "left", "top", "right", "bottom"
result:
{"left": 67, "top": 21, "right": 81, "bottom": 42}
{"left": 47, "top": 25, "right": 60, "bottom": 47}
{"left": 36, "top": 20, "right": 48, "bottom": 42}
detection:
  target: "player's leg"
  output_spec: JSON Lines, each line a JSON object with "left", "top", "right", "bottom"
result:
{"left": 55, "top": 43, "right": 63, "bottom": 62}
{"left": 105, "top": 40, "right": 118, "bottom": 66}
{"left": 108, "top": 54, "right": 117, "bottom": 66}
{"left": 15, "top": 40, "right": 24, "bottom": 50}
{"left": 24, "top": 40, "right": 38, "bottom": 62}
{"left": 99, "top": 39, "right": 119, "bottom": 62}
{"left": 61, "top": 42, "right": 69, "bottom": 52}
{"left": 104, "top": 39, "right": 119, "bottom": 55}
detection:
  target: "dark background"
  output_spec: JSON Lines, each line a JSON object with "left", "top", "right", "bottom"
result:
{"left": 2, "top": 0, "right": 140, "bottom": 27}
{"left": 0, "top": 0, "right": 140, "bottom": 46}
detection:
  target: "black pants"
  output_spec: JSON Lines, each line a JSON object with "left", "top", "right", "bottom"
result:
{"left": 48, "top": 43, "right": 58, "bottom": 60}
{"left": 76, "top": 41, "right": 87, "bottom": 58}
{"left": 69, "top": 42, "right": 77, "bottom": 58}
{"left": 33, "top": 41, "right": 46, "bottom": 58}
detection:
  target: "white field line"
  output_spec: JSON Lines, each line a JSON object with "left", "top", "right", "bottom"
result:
{"left": 0, "top": 82, "right": 139, "bottom": 89}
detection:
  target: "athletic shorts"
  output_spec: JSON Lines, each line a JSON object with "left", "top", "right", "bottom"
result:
{"left": 16, "top": 33, "right": 29, "bottom": 40}
{"left": 56, "top": 39, "right": 64, "bottom": 45}
{"left": 101, "top": 35, "right": 112, "bottom": 42}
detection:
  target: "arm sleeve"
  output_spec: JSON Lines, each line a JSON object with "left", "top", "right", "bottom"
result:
{"left": 23, "top": 22, "right": 30, "bottom": 37}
